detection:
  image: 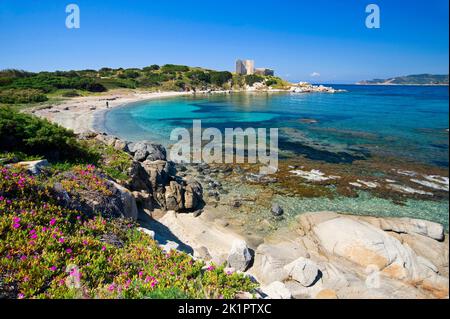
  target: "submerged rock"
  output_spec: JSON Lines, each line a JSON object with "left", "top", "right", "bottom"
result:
{"left": 290, "top": 169, "right": 340, "bottom": 182}
{"left": 271, "top": 203, "right": 284, "bottom": 216}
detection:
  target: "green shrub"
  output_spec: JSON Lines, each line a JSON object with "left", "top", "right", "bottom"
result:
{"left": 0, "top": 69, "right": 34, "bottom": 79}
{"left": 0, "top": 107, "right": 97, "bottom": 162}
{"left": 98, "top": 78, "right": 136, "bottom": 90}
{"left": 2, "top": 74, "right": 106, "bottom": 94}
{"left": 211, "top": 71, "right": 232, "bottom": 86}
{"left": 0, "top": 89, "right": 48, "bottom": 104}
{"left": 138, "top": 73, "right": 169, "bottom": 87}
{"left": 245, "top": 74, "right": 264, "bottom": 86}
{"left": 118, "top": 70, "right": 141, "bottom": 79}
{"left": 160, "top": 64, "right": 190, "bottom": 73}
{"left": 143, "top": 65, "right": 160, "bottom": 72}
{"left": 60, "top": 90, "right": 81, "bottom": 97}
{"left": 85, "top": 82, "right": 107, "bottom": 92}
{"left": 186, "top": 70, "right": 211, "bottom": 84}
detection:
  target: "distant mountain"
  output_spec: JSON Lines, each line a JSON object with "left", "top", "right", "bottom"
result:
{"left": 357, "top": 74, "right": 449, "bottom": 85}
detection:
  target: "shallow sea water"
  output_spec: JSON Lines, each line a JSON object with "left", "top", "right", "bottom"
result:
{"left": 101, "top": 86, "right": 449, "bottom": 228}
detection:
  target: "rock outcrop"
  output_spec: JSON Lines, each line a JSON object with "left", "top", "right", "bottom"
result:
{"left": 94, "top": 135, "right": 205, "bottom": 213}
{"left": 128, "top": 141, "right": 167, "bottom": 162}
{"left": 52, "top": 174, "right": 139, "bottom": 220}
{"left": 260, "top": 281, "right": 292, "bottom": 299}
{"left": 284, "top": 257, "right": 321, "bottom": 287}
{"left": 250, "top": 212, "right": 449, "bottom": 299}
{"left": 15, "top": 159, "right": 49, "bottom": 175}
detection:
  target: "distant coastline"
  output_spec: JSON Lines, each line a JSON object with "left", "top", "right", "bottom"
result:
{"left": 356, "top": 83, "right": 449, "bottom": 86}
{"left": 356, "top": 74, "right": 449, "bottom": 86}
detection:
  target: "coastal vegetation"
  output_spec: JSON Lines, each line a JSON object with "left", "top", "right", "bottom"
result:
{"left": 0, "top": 107, "right": 95, "bottom": 163}
{"left": 0, "top": 108, "right": 257, "bottom": 299}
{"left": 0, "top": 65, "right": 287, "bottom": 107}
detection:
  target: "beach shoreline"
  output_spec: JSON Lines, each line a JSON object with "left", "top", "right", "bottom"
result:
{"left": 30, "top": 86, "right": 340, "bottom": 135}
{"left": 31, "top": 90, "right": 193, "bottom": 134}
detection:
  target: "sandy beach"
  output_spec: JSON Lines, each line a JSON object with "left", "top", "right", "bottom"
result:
{"left": 31, "top": 90, "right": 192, "bottom": 134}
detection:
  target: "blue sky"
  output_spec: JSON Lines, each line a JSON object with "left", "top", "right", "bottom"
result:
{"left": 0, "top": 0, "right": 448, "bottom": 83}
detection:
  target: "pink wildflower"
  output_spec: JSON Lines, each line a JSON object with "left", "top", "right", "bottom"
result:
{"left": 49, "top": 218, "right": 56, "bottom": 226}
{"left": 50, "top": 266, "right": 57, "bottom": 271}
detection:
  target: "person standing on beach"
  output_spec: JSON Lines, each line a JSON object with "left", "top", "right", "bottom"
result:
{"left": 106, "top": 101, "right": 109, "bottom": 108}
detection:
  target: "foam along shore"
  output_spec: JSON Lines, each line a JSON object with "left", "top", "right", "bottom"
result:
{"left": 30, "top": 90, "right": 192, "bottom": 134}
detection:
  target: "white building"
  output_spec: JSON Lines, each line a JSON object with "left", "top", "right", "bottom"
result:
{"left": 236, "top": 59, "right": 255, "bottom": 75}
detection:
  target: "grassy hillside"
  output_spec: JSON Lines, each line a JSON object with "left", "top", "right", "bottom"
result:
{"left": 0, "top": 65, "right": 288, "bottom": 108}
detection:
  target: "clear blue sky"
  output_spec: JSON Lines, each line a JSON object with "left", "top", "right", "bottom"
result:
{"left": 0, "top": 0, "right": 448, "bottom": 83}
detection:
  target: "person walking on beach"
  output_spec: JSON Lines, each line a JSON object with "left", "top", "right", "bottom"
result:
{"left": 106, "top": 101, "right": 109, "bottom": 108}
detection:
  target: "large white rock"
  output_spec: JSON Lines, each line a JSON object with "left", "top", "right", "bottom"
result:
{"left": 227, "top": 240, "right": 252, "bottom": 271}
{"left": 400, "top": 233, "right": 449, "bottom": 271}
{"left": 379, "top": 218, "right": 445, "bottom": 242}
{"left": 261, "top": 281, "right": 292, "bottom": 299}
{"left": 160, "top": 240, "right": 179, "bottom": 253}
{"left": 16, "top": 159, "right": 49, "bottom": 175}
{"left": 253, "top": 242, "right": 306, "bottom": 284}
{"left": 284, "top": 257, "right": 321, "bottom": 287}
{"left": 312, "top": 217, "right": 423, "bottom": 280}
{"left": 137, "top": 227, "right": 155, "bottom": 240}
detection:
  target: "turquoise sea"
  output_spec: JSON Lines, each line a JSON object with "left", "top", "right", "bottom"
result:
{"left": 99, "top": 85, "right": 449, "bottom": 229}
{"left": 100, "top": 85, "right": 449, "bottom": 168}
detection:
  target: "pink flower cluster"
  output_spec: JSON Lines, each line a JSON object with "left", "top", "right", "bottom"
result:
{"left": 12, "top": 216, "right": 21, "bottom": 229}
